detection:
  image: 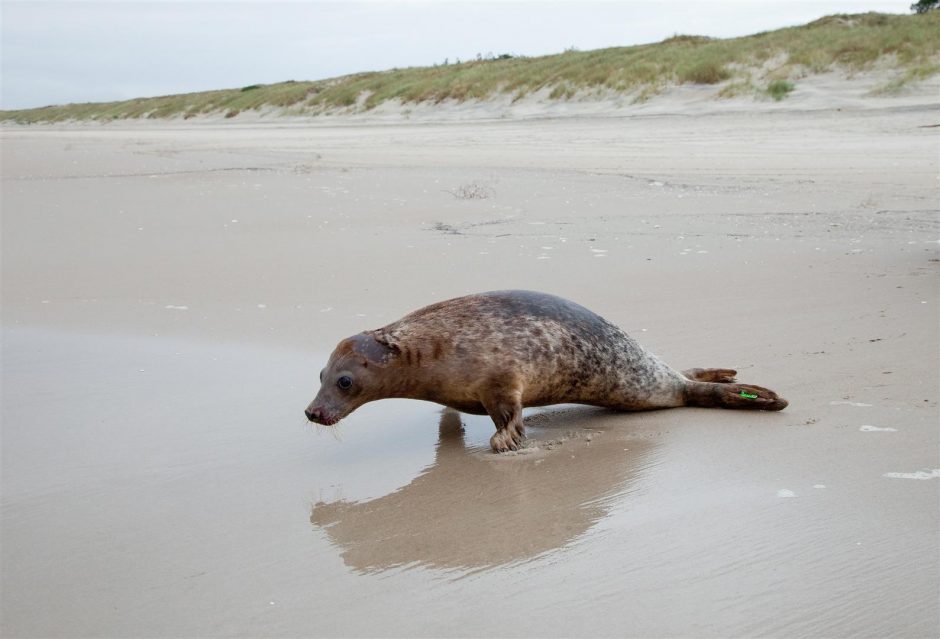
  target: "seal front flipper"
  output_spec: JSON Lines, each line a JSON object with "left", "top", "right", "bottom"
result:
{"left": 480, "top": 379, "right": 526, "bottom": 453}
{"left": 684, "top": 382, "right": 788, "bottom": 411}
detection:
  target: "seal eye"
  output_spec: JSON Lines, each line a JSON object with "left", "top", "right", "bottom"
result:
{"left": 337, "top": 375, "right": 353, "bottom": 390}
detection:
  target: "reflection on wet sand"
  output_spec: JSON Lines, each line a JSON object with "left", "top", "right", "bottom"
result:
{"left": 311, "top": 409, "right": 655, "bottom": 572}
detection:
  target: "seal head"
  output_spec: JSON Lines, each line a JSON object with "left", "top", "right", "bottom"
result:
{"left": 305, "top": 332, "right": 398, "bottom": 425}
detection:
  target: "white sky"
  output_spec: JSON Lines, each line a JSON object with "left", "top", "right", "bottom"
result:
{"left": 0, "top": 0, "right": 914, "bottom": 110}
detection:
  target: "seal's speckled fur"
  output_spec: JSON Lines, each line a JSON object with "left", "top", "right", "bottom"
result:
{"left": 306, "top": 290, "right": 787, "bottom": 452}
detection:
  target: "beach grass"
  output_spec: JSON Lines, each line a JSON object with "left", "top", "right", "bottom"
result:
{"left": 766, "top": 80, "right": 797, "bottom": 100}
{"left": 3, "top": 11, "right": 937, "bottom": 124}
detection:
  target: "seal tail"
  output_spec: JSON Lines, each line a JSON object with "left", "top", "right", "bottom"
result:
{"left": 684, "top": 381, "right": 788, "bottom": 411}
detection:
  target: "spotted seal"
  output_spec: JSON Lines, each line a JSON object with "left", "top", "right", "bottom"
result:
{"left": 305, "top": 290, "right": 787, "bottom": 452}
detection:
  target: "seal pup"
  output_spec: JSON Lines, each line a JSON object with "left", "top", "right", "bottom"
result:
{"left": 305, "top": 290, "right": 787, "bottom": 452}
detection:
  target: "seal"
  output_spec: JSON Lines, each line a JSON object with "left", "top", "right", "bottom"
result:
{"left": 305, "top": 290, "right": 788, "bottom": 452}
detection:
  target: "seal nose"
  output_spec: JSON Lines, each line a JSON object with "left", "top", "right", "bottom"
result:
{"left": 305, "top": 407, "right": 323, "bottom": 423}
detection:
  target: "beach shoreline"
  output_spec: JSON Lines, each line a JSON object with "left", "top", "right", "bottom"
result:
{"left": 2, "top": 99, "right": 938, "bottom": 637}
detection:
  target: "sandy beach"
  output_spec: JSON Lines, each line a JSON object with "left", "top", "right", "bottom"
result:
{"left": 2, "top": 98, "right": 938, "bottom": 637}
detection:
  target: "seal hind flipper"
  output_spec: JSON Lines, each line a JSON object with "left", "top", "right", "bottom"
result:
{"left": 685, "top": 382, "right": 788, "bottom": 411}
{"left": 682, "top": 368, "right": 737, "bottom": 383}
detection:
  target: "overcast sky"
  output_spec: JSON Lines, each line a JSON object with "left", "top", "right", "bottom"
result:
{"left": 0, "top": 0, "right": 914, "bottom": 110}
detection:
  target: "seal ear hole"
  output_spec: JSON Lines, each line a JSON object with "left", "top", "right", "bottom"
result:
{"left": 337, "top": 375, "right": 353, "bottom": 390}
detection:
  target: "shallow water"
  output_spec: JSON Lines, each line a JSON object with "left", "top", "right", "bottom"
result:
{"left": 3, "top": 326, "right": 937, "bottom": 637}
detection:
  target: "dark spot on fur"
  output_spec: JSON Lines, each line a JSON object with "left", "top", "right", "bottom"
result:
{"left": 354, "top": 331, "right": 399, "bottom": 364}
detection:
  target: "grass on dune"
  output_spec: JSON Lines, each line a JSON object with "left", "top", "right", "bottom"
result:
{"left": 3, "top": 11, "right": 938, "bottom": 124}
{"left": 766, "top": 79, "right": 797, "bottom": 101}
{"left": 0, "top": 81, "right": 320, "bottom": 124}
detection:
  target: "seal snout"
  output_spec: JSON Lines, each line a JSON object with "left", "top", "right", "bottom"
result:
{"left": 305, "top": 406, "right": 339, "bottom": 426}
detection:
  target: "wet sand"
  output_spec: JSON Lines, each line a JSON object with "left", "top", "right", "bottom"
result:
{"left": 2, "top": 104, "right": 939, "bottom": 637}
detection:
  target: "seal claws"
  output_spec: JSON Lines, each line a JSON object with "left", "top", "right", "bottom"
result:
{"left": 490, "top": 425, "right": 525, "bottom": 453}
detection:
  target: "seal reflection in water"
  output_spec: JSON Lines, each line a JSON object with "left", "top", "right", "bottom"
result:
{"left": 311, "top": 409, "right": 655, "bottom": 572}
{"left": 305, "top": 290, "right": 787, "bottom": 452}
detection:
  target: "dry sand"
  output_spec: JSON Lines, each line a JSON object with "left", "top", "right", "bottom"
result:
{"left": 2, "top": 97, "right": 938, "bottom": 637}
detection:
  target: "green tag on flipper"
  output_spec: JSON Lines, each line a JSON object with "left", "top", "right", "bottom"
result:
{"left": 740, "top": 391, "right": 759, "bottom": 399}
